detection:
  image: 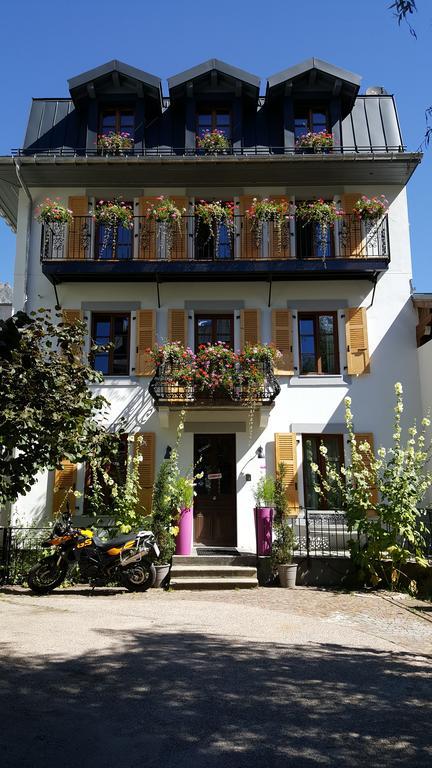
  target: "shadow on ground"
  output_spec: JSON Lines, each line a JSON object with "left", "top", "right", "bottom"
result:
{"left": 0, "top": 628, "right": 430, "bottom": 767}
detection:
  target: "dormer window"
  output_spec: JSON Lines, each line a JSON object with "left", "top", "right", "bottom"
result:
{"left": 294, "top": 106, "right": 328, "bottom": 141}
{"left": 197, "top": 110, "right": 231, "bottom": 140}
{"left": 100, "top": 108, "right": 135, "bottom": 137}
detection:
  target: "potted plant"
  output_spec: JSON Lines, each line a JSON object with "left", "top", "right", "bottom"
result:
{"left": 296, "top": 199, "right": 344, "bottom": 260}
{"left": 271, "top": 518, "right": 297, "bottom": 587}
{"left": 253, "top": 475, "right": 275, "bottom": 556}
{"left": 35, "top": 198, "right": 73, "bottom": 226}
{"left": 196, "top": 129, "right": 230, "bottom": 155}
{"left": 92, "top": 199, "right": 134, "bottom": 229}
{"left": 195, "top": 200, "right": 235, "bottom": 253}
{"left": 296, "top": 131, "right": 334, "bottom": 152}
{"left": 97, "top": 131, "right": 134, "bottom": 155}
{"left": 246, "top": 197, "right": 291, "bottom": 251}
{"left": 353, "top": 195, "right": 388, "bottom": 221}
{"left": 144, "top": 196, "right": 185, "bottom": 259}
{"left": 151, "top": 457, "right": 178, "bottom": 587}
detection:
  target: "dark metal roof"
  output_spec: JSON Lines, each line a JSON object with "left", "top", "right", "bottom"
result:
{"left": 68, "top": 59, "right": 162, "bottom": 105}
{"left": 168, "top": 59, "right": 260, "bottom": 94}
{"left": 341, "top": 96, "right": 403, "bottom": 151}
{"left": 267, "top": 57, "right": 361, "bottom": 90}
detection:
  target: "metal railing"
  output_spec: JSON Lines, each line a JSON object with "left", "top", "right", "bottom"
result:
{"left": 13, "top": 144, "right": 406, "bottom": 157}
{"left": 148, "top": 360, "right": 281, "bottom": 406}
{"left": 40, "top": 214, "right": 390, "bottom": 263}
{"left": 0, "top": 527, "right": 51, "bottom": 585}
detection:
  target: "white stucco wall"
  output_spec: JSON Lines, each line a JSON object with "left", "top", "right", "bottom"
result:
{"left": 10, "top": 183, "right": 422, "bottom": 551}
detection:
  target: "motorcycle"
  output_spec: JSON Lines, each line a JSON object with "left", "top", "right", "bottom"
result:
{"left": 27, "top": 509, "right": 160, "bottom": 594}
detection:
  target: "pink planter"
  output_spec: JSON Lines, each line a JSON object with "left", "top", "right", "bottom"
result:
{"left": 255, "top": 507, "right": 273, "bottom": 556}
{"left": 175, "top": 507, "right": 193, "bottom": 555}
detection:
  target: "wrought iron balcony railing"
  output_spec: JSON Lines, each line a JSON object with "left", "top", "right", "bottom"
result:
{"left": 40, "top": 214, "right": 390, "bottom": 263}
{"left": 13, "top": 144, "right": 405, "bottom": 157}
{"left": 148, "top": 360, "right": 281, "bottom": 407}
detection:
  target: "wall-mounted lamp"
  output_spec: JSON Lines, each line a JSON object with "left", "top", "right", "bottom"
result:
{"left": 164, "top": 445, "right": 172, "bottom": 460}
{"left": 255, "top": 446, "right": 264, "bottom": 459}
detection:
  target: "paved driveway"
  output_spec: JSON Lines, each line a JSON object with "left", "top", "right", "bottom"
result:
{"left": 0, "top": 586, "right": 431, "bottom": 767}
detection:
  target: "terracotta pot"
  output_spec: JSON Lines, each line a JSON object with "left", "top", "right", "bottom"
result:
{"left": 153, "top": 563, "right": 170, "bottom": 588}
{"left": 278, "top": 563, "right": 298, "bottom": 588}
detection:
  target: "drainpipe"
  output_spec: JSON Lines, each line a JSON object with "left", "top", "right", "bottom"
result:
{"left": 12, "top": 157, "right": 32, "bottom": 312}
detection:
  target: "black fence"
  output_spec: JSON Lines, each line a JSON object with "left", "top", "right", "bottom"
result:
{"left": 13, "top": 144, "right": 406, "bottom": 157}
{"left": 0, "top": 527, "right": 51, "bottom": 585}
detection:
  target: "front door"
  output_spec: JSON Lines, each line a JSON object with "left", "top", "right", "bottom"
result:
{"left": 193, "top": 434, "right": 237, "bottom": 546}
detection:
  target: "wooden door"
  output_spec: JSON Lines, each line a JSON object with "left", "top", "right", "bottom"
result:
{"left": 193, "top": 434, "right": 237, "bottom": 546}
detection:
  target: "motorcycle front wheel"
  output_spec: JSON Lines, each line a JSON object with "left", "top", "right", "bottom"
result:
{"left": 120, "top": 560, "right": 156, "bottom": 592}
{"left": 27, "top": 555, "right": 68, "bottom": 594}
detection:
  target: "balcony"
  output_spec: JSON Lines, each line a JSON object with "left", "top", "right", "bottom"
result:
{"left": 40, "top": 214, "right": 390, "bottom": 284}
{"left": 148, "top": 360, "right": 280, "bottom": 409}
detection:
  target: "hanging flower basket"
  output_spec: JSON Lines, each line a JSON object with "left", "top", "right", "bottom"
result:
{"left": 295, "top": 199, "right": 344, "bottom": 228}
{"left": 35, "top": 198, "right": 73, "bottom": 226}
{"left": 150, "top": 342, "right": 195, "bottom": 387}
{"left": 296, "top": 131, "right": 334, "bottom": 152}
{"left": 144, "top": 197, "right": 185, "bottom": 259}
{"left": 196, "top": 129, "right": 230, "bottom": 155}
{"left": 92, "top": 200, "right": 134, "bottom": 229}
{"left": 246, "top": 197, "right": 291, "bottom": 251}
{"left": 353, "top": 195, "right": 388, "bottom": 221}
{"left": 195, "top": 200, "right": 235, "bottom": 252}
{"left": 97, "top": 132, "right": 134, "bottom": 155}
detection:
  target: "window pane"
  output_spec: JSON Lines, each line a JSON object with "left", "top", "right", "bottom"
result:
{"left": 215, "top": 318, "right": 233, "bottom": 345}
{"left": 299, "top": 318, "right": 316, "bottom": 373}
{"left": 197, "top": 318, "right": 213, "bottom": 346}
{"left": 303, "top": 438, "right": 320, "bottom": 509}
{"left": 93, "top": 352, "right": 109, "bottom": 375}
{"left": 319, "top": 315, "right": 336, "bottom": 373}
{"left": 119, "top": 113, "right": 134, "bottom": 133}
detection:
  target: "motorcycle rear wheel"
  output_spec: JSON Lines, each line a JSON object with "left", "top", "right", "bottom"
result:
{"left": 120, "top": 560, "right": 156, "bottom": 592}
{"left": 27, "top": 556, "right": 68, "bottom": 594}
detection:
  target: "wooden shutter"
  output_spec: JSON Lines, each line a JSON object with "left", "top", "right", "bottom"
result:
{"left": 135, "top": 310, "right": 156, "bottom": 376}
{"left": 342, "top": 193, "right": 362, "bottom": 257}
{"left": 275, "top": 433, "right": 299, "bottom": 515}
{"left": 135, "top": 432, "right": 155, "bottom": 515}
{"left": 67, "top": 196, "right": 88, "bottom": 260}
{"left": 138, "top": 197, "right": 158, "bottom": 260}
{"left": 271, "top": 309, "right": 294, "bottom": 374}
{"left": 168, "top": 309, "right": 187, "bottom": 345}
{"left": 170, "top": 196, "right": 189, "bottom": 261}
{"left": 239, "top": 196, "right": 260, "bottom": 260}
{"left": 240, "top": 309, "right": 260, "bottom": 351}
{"left": 52, "top": 461, "right": 77, "bottom": 516}
{"left": 268, "top": 196, "right": 290, "bottom": 260}
{"left": 346, "top": 307, "right": 370, "bottom": 375}
{"left": 354, "top": 433, "right": 378, "bottom": 511}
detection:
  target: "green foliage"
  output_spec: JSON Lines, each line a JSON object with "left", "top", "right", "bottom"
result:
{"left": 0, "top": 310, "right": 111, "bottom": 504}
{"left": 253, "top": 475, "right": 275, "bottom": 507}
{"left": 274, "top": 462, "right": 288, "bottom": 521}
{"left": 271, "top": 518, "right": 294, "bottom": 568}
{"left": 312, "top": 383, "right": 432, "bottom": 592}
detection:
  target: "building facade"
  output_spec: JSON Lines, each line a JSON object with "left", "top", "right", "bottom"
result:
{"left": 0, "top": 57, "right": 423, "bottom": 549}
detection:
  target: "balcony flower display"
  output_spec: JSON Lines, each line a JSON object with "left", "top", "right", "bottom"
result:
{"left": 144, "top": 196, "right": 185, "bottom": 258}
{"left": 194, "top": 343, "right": 238, "bottom": 394}
{"left": 295, "top": 199, "right": 344, "bottom": 228}
{"left": 196, "top": 129, "right": 230, "bottom": 155}
{"left": 92, "top": 199, "right": 134, "bottom": 229}
{"left": 353, "top": 195, "right": 388, "bottom": 221}
{"left": 35, "top": 198, "right": 73, "bottom": 226}
{"left": 150, "top": 341, "right": 195, "bottom": 386}
{"left": 246, "top": 197, "right": 292, "bottom": 251}
{"left": 195, "top": 200, "right": 235, "bottom": 252}
{"left": 97, "top": 131, "right": 134, "bottom": 155}
{"left": 296, "top": 131, "right": 334, "bottom": 152}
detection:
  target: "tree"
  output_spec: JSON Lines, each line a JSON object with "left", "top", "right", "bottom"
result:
{"left": 0, "top": 309, "right": 113, "bottom": 504}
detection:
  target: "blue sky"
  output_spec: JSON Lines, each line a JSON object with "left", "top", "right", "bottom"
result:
{"left": 0, "top": 0, "right": 430, "bottom": 288}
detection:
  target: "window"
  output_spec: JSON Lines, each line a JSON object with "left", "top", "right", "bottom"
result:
{"left": 195, "top": 201, "right": 233, "bottom": 261}
{"left": 84, "top": 433, "right": 128, "bottom": 514}
{"left": 197, "top": 110, "right": 232, "bottom": 140}
{"left": 294, "top": 106, "right": 328, "bottom": 141}
{"left": 303, "top": 434, "right": 344, "bottom": 510}
{"left": 95, "top": 200, "right": 133, "bottom": 261}
{"left": 91, "top": 313, "right": 130, "bottom": 376}
{"left": 195, "top": 314, "right": 234, "bottom": 351}
{"left": 296, "top": 201, "right": 335, "bottom": 260}
{"left": 100, "top": 108, "right": 135, "bottom": 136}
{"left": 298, "top": 312, "right": 339, "bottom": 374}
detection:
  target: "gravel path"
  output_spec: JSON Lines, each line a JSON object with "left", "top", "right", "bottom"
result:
{"left": 0, "top": 586, "right": 431, "bottom": 767}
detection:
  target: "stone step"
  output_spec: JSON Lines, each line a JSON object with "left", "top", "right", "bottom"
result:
{"left": 170, "top": 565, "right": 257, "bottom": 579}
{"left": 172, "top": 555, "right": 256, "bottom": 567}
{"left": 169, "top": 577, "right": 258, "bottom": 590}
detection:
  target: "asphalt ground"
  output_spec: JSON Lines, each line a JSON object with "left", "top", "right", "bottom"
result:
{"left": 0, "top": 586, "right": 431, "bottom": 767}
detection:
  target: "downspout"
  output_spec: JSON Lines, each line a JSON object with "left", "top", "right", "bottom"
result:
{"left": 12, "top": 157, "right": 32, "bottom": 312}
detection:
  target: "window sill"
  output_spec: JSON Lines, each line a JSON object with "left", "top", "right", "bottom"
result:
{"left": 289, "top": 375, "right": 349, "bottom": 387}
{"left": 90, "top": 376, "right": 139, "bottom": 387}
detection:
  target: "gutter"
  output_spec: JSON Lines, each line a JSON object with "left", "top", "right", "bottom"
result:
{"left": 12, "top": 157, "right": 32, "bottom": 311}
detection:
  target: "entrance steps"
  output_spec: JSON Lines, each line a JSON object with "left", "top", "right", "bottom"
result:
{"left": 170, "top": 554, "right": 258, "bottom": 590}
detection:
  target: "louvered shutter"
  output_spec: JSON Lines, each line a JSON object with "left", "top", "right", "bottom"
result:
{"left": 138, "top": 197, "right": 158, "bottom": 260}
{"left": 135, "top": 310, "right": 156, "bottom": 376}
{"left": 271, "top": 309, "right": 294, "bottom": 374}
{"left": 52, "top": 461, "right": 77, "bottom": 516}
{"left": 238, "top": 196, "right": 260, "bottom": 260}
{"left": 275, "top": 433, "right": 299, "bottom": 515}
{"left": 240, "top": 309, "right": 260, "bottom": 350}
{"left": 170, "top": 196, "right": 189, "bottom": 261}
{"left": 346, "top": 307, "right": 370, "bottom": 375}
{"left": 268, "top": 196, "right": 290, "bottom": 260}
{"left": 168, "top": 309, "right": 188, "bottom": 345}
{"left": 342, "top": 193, "right": 362, "bottom": 257}
{"left": 354, "top": 433, "right": 378, "bottom": 512}
{"left": 135, "top": 432, "right": 155, "bottom": 515}
{"left": 67, "top": 196, "right": 88, "bottom": 260}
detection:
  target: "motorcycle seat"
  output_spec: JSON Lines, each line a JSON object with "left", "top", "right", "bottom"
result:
{"left": 93, "top": 534, "right": 136, "bottom": 551}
